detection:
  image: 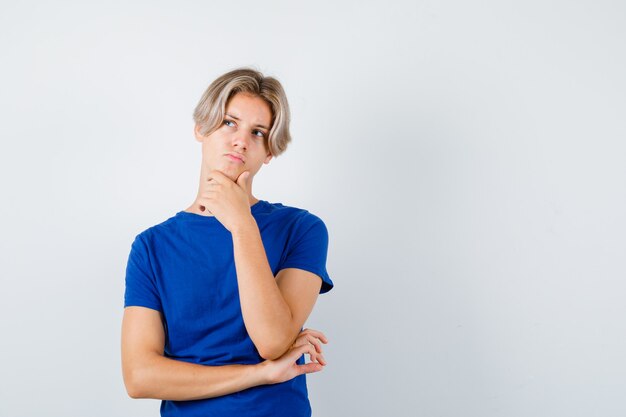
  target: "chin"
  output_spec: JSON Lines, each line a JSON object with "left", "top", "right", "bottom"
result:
{"left": 218, "top": 165, "right": 241, "bottom": 181}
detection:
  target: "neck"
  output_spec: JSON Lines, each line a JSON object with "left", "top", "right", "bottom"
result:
{"left": 184, "top": 167, "right": 259, "bottom": 216}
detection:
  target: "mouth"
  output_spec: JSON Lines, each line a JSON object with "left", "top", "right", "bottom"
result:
{"left": 225, "top": 153, "right": 245, "bottom": 163}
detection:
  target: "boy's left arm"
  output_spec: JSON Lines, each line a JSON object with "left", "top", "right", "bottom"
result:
{"left": 198, "top": 169, "right": 324, "bottom": 360}
{"left": 231, "top": 221, "right": 322, "bottom": 360}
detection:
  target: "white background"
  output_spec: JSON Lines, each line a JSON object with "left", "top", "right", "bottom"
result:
{"left": 1, "top": 1, "right": 625, "bottom": 416}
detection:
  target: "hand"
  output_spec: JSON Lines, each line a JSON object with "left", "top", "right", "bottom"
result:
{"left": 291, "top": 328, "right": 328, "bottom": 366}
{"left": 259, "top": 328, "right": 329, "bottom": 385}
{"left": 197, "top": 169, "right": 254, "bottom": 232}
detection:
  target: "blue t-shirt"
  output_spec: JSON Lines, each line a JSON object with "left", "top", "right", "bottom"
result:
{"left": 124, "top": 199, "right": 334, "bottom": 417}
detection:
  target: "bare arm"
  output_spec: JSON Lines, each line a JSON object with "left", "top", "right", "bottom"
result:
{"left": 231, "top": 220, "right": 323, "bottom": 360}
{"left": 191, "top": 170, "right": 329, "bottom": 362}
{"left": 121, "top": 306, "right": 324, "bottom": 400}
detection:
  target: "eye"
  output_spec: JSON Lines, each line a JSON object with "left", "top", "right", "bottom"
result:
{"left": 253, "top": 130, "right": 266, "bottom": 138}
{"left": 223, "top": 119, "right": 235, "bottom": 127}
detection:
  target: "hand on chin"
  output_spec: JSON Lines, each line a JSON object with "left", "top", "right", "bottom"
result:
{"left": 215, "top": 165, "right": 242, "bottom": 182}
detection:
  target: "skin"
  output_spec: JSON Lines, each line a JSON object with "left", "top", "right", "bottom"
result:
{"left": 184, "top": 91, "right": 274, "bottom": 219}
{"left": 121, "top": 92, "right": 329, "bottom": 400}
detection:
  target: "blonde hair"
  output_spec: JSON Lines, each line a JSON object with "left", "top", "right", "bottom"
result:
{"left": 192, "top": 67, "right": 292, "bottom": 157}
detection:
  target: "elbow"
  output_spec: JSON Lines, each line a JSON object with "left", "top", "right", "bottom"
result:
{"left": 123, "top": 366, "right": 150, "bottom": 399}
{"left": 259, "top": 348, "right": 282, "bottom": 361}
{"left": 257, "top": 338, "right": 292, "bottom": 361}
{"left": 125, "top": 382, "right": 144, "bottom": 399}
{"left": 126, "top": 386, "right": 143, "bottom": 400}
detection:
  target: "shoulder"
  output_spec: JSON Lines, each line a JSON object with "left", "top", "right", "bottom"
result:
{"left": 260, "top": 201, "right": 330, "bottom": 244}
{"left": 262, "top": 200, "right": 327, "bottom": 228}
{"left": 128, "top": 213, "right": 179, "bottom": 248}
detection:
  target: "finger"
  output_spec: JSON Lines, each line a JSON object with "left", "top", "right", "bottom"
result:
{"left": 289, "top": 343, "right": 316, "bottom": 362}
{"left": 293, "top": 332, "right": 311, "bottom": 345}
{"left": 314, "top": 353, "right": 327, "bottom": 366}
{"left": 206, "top": 170, "right": 230, "bottom": 184}
{"left": 295, "top": 335, "right": 321, "bottom": 354}
{"left": 300, "top": 328, "right": 327, "bottom": 342}
{"left": 295, "top": 362, "right": 324, "bottom": 375}
{"left": 292, "top": 334, "right": 321, "bottom": 354}
{"left": 303, "top": 347, "right": 326, "bottom": 366}
{"left": 300, "top": 328, "right": 328, "bottom": 344}
{"left": 205, "top": 177, "right": 222, "bottom": 186}
{"left": 202, "top": 183, "right": 220, "bottom": 193}
{"left": 201, "top": 189, "right": 217, "bottom": 199}
{"left": 236, "top": 171, "right": 250, "bottom": 191}
{"left": 306, "top": 335, "right": 323, "bottom": 353}
{"left": 199, "top": 191, "right": 218, "bottom": 201}
{"left": 308, "top": 350, "right": 327, "bottom": 366}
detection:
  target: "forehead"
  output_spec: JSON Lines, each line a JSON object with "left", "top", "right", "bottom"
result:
{"left": 226, "top": 92, "right": 272, "bottom": 126}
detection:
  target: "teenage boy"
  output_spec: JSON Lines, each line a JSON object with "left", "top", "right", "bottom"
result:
{"left": 121, "top": 68, "right": 334, "bottom": 417}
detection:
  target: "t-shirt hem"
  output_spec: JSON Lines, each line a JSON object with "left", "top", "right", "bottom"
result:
{"left": 277, "top": 264, "right": 334, "bottom": 294}
{"left": 123, "top": 301, "right": 163, "bottom": 313}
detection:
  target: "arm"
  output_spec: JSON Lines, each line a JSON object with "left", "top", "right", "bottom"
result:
{"left": 121, "top": 306, "right": 267, "bottom": 400}
{"left": 231, "top": 220, "right": 323, "bottom": 360}
{"left": 121, "top": 306, "right": 324, "bottom": 399}
{"left": 194, "top": 170, "right": 330, "bottom": 361}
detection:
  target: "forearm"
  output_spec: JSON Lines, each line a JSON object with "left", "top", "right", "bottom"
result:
{"left": 231, "top": 218, "right": 295, "bottom": 358}
{"left": 126, "top": 354, "right": 266, "bottom": 401}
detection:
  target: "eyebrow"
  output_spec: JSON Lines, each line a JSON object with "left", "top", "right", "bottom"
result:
{"left": 225, "top": 113, "right": 270, "bottom": 130}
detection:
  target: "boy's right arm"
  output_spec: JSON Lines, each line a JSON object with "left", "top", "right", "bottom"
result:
{"left": 121, "top": 306, "right": 324, "bottom": 401}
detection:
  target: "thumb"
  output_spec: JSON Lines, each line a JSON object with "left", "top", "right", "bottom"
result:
{"left": 296, "top": 362, "right": 324, "bottom": 375}
{"left": 237, "top": 171, "right": 251, "bottom": 190}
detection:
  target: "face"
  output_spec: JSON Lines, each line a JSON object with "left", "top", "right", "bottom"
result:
{"left": 195, "top": 92, "right": 273, "bottom": 182}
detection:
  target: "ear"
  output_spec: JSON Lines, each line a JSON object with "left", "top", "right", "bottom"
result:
{"left": 194, "top": 123, "right": 206, "bottom": 142}
{"left": 264, "top": 152, "right": 273, "bottom": 164}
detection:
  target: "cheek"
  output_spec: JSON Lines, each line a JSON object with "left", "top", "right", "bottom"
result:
{"left": 203, "top": 133, "right": 227, "bottom": 150}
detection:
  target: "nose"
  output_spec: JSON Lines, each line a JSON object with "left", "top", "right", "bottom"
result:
{"left": 232, "top": 129, "right": 249, "bottom": 151}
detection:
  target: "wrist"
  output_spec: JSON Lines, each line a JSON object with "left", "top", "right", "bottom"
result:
{"left": 231, "top": 215, "right": 258, "bottom": 236}
{"left": 251, "top": 361, "right": 272, "bottom": 385}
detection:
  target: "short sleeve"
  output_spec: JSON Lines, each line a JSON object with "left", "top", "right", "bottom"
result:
{"left": 279, "top": 214, "right": 334, "bottom": 294}
{"left": 124, "top": 234, "right": 163, "bottom": 312}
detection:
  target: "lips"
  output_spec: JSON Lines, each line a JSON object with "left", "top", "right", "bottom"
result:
{"left": 226, "top": 153, "right": 245, "bottom": 163}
